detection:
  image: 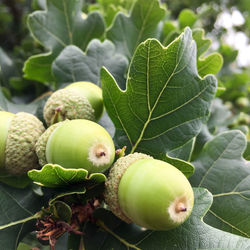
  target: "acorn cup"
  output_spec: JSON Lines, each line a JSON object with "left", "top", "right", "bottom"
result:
{"left": 35, "top": 119, "right": 115, "bottom": 174}
{"left": 43, "top": 81, "right": 104, "bottom": 126}
{"left": 104, "top": 153, "right": 194, "bottom": 231}
{"left": 0, "top": 111, "right": 45, "bottom": 176}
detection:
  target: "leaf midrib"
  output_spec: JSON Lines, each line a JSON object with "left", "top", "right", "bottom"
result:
{"left": 62, "top": 0, "right": 73, "bottom": 44}
{"left": 130, "top": 37, "right": 187, "bottom": 153}
{"left": 134, "top": 1, "right": 155, "bottom": 53}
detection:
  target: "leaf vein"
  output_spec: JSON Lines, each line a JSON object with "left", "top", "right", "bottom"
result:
{"left": 198, "top": 135, "right": 239, "bottom": 187}
{"left": 0, "top": 186, "right": 33, "bottom": 217}
{"left": 208, "top": 209, "right": 250, "bottom": 238}
{"left": 32, "top": 15, "right": 67, "bottom": 48}
{"left": 62, "top": 0, "right": 73, "bottom": 44}
{"left": 151, "top": 83, "right": 210, "bottom": 121}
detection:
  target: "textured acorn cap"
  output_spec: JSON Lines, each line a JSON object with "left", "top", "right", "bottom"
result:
{"left": 43, "top": 88, "right": 95, "bottom": 126}
{"left": 5, "top": 112, "right": 45, "bottom": 176}
{"left": 104, "top": 153, "right": 152, "bottom": 223}
{"left": 35, "top": 121, "right": 63, "bottom": 167}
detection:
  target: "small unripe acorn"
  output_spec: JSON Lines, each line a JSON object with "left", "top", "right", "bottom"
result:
{"left": 235, "top": 97, "right": 249, "bottom": 108}
{"left": 104, "top": 153, "right": 194, "bottom": 231}
{"left": 43, "top": 81, "right": 104, "bottom": 126}
{"left": 35, "top": 119, "right": 115, "bottom": 173}
{"left": 0, "top": 111, "right": 45, "bottom": 176}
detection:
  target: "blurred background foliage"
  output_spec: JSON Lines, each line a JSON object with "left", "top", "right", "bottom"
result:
{"left": 0, "top": 0, "right": 249, "bottom": 129}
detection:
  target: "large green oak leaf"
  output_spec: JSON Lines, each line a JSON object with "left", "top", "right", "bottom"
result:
{"left": 24, "top": 0, "right": 105, "bottom": 83}
{"left": 107, "top": 0, "right": 166, "bottom": 60}
{"left": 95, "top": 188, "right": 250, "bottom": 249}
{"left": 101, "top": 28, "right": 217, "bottom": 166}
{"left": 190, "top": 130, "right": 250, "bottom": 238}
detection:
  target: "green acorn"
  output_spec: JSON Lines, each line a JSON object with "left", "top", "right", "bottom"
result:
{"left": 0, "top": 111, "right": 45, "bottom": 176}
{"left": 235, "top": 97, "right": 249, "bottom": 108}
{"left": 35, "top": 119, "right": 115, "bottom": 173}
{"left": 104, "top": 153, "right": 194, "bottom": 230}
{"left": 43, "top": 81, "right": 104, "bottom": 126}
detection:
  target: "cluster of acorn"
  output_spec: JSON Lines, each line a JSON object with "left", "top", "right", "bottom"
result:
{"left": 0, "top": 81, "right": 194, "bottom": 231}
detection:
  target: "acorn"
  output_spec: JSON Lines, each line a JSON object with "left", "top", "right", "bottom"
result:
{"left": 104, "top": 153, "right": 194, "bottom": 230}
{"left": 0, "top": 111, "right": 45, "bottom": 176}
{"left": 235, "top": 97, "right": 249, "bottom": 108}
{"left": 35, "top": 119, "right": 115, "bottom": 173}
{"left": 43, "top": 81, "right": 104, "bottom": 126}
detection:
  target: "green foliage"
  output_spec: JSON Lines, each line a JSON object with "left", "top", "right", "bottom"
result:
{"left": 94, "top": 189, "right": 250, "bottom": 249}
{"left": 52, "top": 40, "right": 128, "bottom": 89}
{"left": 88, "top": 0, "right": 135, "bottom": 27}
{"left": 106, "top": 0, "right": 166, "bottom": 59}
{"left": 102, "top": 28, "right": 217, "bottom": 158}
{"left": 190, "top": 131, "right": 250, "bottom": 237}
{"left": 0, "top": 184, "right": 44, "bottom": 249}
{"left": 178, "top": 9, "right": 197, "bottom": 29}
{"left": 0, "top": 0, "right": 250, "bottom": 249}
{"left": 24, "top": 0, "right": 105, "bottom": 84}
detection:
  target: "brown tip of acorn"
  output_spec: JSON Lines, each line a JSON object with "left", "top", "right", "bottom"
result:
{"left": 88, "top": 143, "right": 111, "bottom": 167}
{"left": 168, "top": 195, "right": 192, "bottom": 224}
{"left": 96, "top": 151, "right": 106, "bottom": 157}
{"left": 175, "top": 202, "right": 187, "bottom": 213}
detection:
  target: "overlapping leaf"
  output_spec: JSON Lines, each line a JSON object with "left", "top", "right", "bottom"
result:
{"left": 28, "top": 164, "right": 106, "bottom": 188}
{"left": 168, "top": 138, "right": 195, "bottom": 161}
{"left": 244, "top": 141, "right": 250, "bottom": 160}
{"left": 52, "top": 39, "right": 128, "bottom": 89}
{"left": 0, "top": 89, "right": 10, "bottom": 111}
{"left": 190, "top": 130, "right": 250, "bottom": 237}
{"left": 88, "top": 0, "right": 135, "bottom": 27}
{"left": 162, "top": 26, "right": 223, "bottom": 78}
{"left": 0, "top": 88, "right": 49, "bottom": 117}
{"left": 102, "top": 28, "right": 217, "bottom": 167}
{"left": 107, "top": 0, "right": 166, "bottom": 59}
{"left": 95, "top": 189, "right": 250, "bottom": 249}
{"left": 178, "top": 9, "right": 197, "bottom": 29}
{"left": 0, "top": 48, "right": 19, "bottom": 85}
{"left": 24, "top": 0, "right": 105, "bottom": 83}
{"left": 193, "top": 29, "right": 223, "bottom": 77}
{"left": 0, "top": 184, "right": 43, "bottom": 250}
{"left": 192, "top": 98, "right": 234, "bottom": 158}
